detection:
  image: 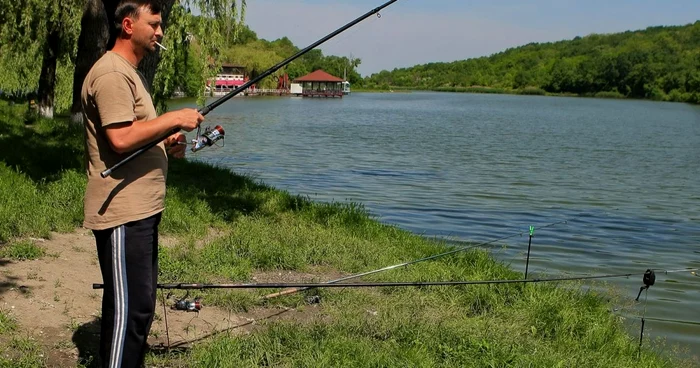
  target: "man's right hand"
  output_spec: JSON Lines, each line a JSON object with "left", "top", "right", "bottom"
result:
{"left": 172, "top": 108, "right": 204, "bottom": 132}
{"left": 104, "top": 109, "right": 204, "bottom": 154}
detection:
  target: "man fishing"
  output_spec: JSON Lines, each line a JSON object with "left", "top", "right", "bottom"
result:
{"left": 80, "top": 0, "right": 203, "bottom": 366}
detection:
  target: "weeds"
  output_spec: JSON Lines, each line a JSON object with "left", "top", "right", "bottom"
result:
{"left": 0, "top": 310, "right": 18, "bottom": 334}
{"left": 0, "top": 240, "right": 45, "bottom": 260}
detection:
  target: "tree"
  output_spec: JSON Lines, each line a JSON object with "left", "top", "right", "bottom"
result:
{"left": 70, "top": 0, "right": 114, "bottom": 123}
{"left": 0, "top": 1, "right": 43, "bottom": 99}
{"left": 36, "top": 1, "right": 83, "bottom": 118}
{"left": 0, "top": 0, "right": 83, "bottom": 118}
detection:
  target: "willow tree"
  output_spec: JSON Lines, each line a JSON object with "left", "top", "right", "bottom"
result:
{"left": 0, "top": 0, "right": 43, "bottom": 99}
{"left": 152, "top": 0, "right": 247, "bottom": 111}
{"left": 0, "top": 0, "right": 83, "bottom": 118}
{"left": 220, "top": 40, "right": 284, "bottom": 89}
{"left": 70, "top": 0, "right": 247, "bottom": 121}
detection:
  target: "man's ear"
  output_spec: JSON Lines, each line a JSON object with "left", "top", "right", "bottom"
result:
{"left": 122, "top": 17, "right": 135, "bottom": 35}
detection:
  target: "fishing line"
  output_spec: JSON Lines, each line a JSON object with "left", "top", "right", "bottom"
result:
{"left": 160, "top": 291, "right": 171, "bottom": 349}
{"left": 638, "top": 287, "right": 649, "bottom": 360}
{"left": 312, "top": 4, "right": 394, "bottom": 59}
{"left": 262, "top": 219, "right": 569, "bottom": 299}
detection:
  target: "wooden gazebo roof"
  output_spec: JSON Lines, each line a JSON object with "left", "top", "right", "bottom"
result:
{"left": 293, "top": 70, "right": 344, "bottom": 83}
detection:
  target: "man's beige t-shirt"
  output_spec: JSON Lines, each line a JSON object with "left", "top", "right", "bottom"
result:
{"left": 81, "top": 51, "right": 168, "bottom": 230}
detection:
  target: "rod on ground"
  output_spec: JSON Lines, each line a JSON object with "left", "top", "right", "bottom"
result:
{"left": 92, "top": 273, "right": 636, "bottom": 290}
{"left": 91, "top": 268, "right": 697, "bottom": 290}
{"left": 101, "top": 0, "right": 400, "bottom": 178}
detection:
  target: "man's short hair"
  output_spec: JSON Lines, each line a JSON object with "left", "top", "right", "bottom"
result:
{"left": 114, "top": 0, "right": 162, "bottom": 33}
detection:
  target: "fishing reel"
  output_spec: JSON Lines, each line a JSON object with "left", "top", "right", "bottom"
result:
{"left": 168, "top": 291, "right": 203, "bottom": 313}
{"left": 189, "top": 125, "right": 225, "bottom": 152}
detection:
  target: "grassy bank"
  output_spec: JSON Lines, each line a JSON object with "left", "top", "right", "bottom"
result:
{"left": 359, "top": 85, "right": 577, "bottom": 97}
{"left": 0, "top": 100, "right": 688, "bottom": 367}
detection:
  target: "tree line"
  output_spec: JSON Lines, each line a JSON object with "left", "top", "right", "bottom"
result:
{"left": 363, "top": 22, "right": 700, "bottom": 103}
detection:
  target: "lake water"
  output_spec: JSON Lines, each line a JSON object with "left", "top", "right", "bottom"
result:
{"left": 170, "top": 92, "right": 700, "bottom": 356}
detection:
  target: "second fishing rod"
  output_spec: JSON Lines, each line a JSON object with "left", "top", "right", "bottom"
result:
{"left": 101, "top": 0, "right": 400, "bottom": 178}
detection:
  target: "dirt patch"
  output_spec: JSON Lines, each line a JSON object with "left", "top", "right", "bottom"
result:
{"left": 0, "top": 230, "right": 332, "bottom": 367}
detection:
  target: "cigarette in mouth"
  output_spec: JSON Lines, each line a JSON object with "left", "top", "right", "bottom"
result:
{"left": 155, "top": 41, "right": 167, "bottom": 51}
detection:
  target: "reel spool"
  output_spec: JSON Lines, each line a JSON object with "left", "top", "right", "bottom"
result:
{"left": 192, "top": 125, "right": 225, "bottom": 152}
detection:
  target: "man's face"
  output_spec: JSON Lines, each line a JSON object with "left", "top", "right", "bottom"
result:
{"left": 128, "top": 6, "right": 163, "bottom": 54}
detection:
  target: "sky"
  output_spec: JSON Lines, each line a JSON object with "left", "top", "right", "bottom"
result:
{"left": 242, "top": 0, "right": 700, "bottom": 76}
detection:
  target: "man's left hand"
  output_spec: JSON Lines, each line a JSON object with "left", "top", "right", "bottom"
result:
{"left": 165, "top": 133, "right": 187, "bottom": 158}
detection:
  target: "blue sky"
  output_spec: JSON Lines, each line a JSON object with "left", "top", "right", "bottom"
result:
{"left": 243, "top": 0, "right": 700, "bottom": 76}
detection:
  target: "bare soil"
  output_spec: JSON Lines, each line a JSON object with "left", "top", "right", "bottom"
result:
{"left": 0, "top": 230, "right": 321, "bottom": 367}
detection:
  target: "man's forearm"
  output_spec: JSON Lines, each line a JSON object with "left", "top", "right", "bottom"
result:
{"left": 104, "top": 113, "right": 180, "bottom": 154}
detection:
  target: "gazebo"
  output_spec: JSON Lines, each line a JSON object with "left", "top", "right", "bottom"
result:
{"left": 292, "top": 70, "right": 345, "bottom": 97}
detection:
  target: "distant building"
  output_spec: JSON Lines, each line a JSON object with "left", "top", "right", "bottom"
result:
{"left": 292, "top": 70, "right": 345, "bottom": 98}
{"left": 206, "top": 63, "right": 250, "bottom": 96}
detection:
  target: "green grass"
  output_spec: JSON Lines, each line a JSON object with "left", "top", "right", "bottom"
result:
{"left": 0, "top": 102, "right": 85, "bottom": 242}
{"left": 0, "top": 240, "right": 45, "bottom": 260}
{"left": 0, "top": 310, "right": 18, "bottom": 334}
{"left": 0, "top": 99, "right": 691, "bottom": 367}
{"left": 0, "top": 336, "right": 46, "bottom": 367}
{"left": 0, "top": 311, "right": 45, "bottom": 367}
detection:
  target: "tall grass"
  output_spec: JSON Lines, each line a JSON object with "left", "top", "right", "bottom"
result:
{"left": 0, "top": 102, "right": 85, "bottom": 242}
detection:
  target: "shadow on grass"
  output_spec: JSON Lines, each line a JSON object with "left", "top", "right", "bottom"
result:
{"left": 72, "top": 318, "right": 101, "bottom": 368}
{"left": 71, "top": 309, "right": 292, "bottom": 367}
{"left": 165, "top": 158, "right": 315, "bottom": 223}
{"left": 0, "top": 115, "right": 83, "bottom": 182}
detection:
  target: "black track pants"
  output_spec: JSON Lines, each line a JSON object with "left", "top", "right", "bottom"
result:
{"left": 93, "top": 213, "right": 161, "bottom": 368}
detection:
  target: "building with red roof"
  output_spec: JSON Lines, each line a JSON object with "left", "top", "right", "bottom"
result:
{"left": 292, "top": 70, "right": 345, "bottom": 97}
{"left": 206, "top": 63, "right": 249, "bottom": 96}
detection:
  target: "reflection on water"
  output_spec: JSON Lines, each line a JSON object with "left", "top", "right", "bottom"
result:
{"left": 170, "top": 92, "right": 700, "bottom": 356}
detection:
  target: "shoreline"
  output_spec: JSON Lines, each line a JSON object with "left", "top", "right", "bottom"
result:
{"left": 353, "top": 86, "right": 700, "bottom": 104}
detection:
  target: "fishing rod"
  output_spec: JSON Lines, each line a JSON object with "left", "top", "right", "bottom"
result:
{"left": 153, "top": 268, "right": 698, "bottom": 350}
{"left": 263, "top": 219, "right": 569, "bottom": 299}
{"left": 101, "top": 0, "right": 400, "bottom": 178}
{"left": 91, "top": 267, "right": 699, "bottom": 291}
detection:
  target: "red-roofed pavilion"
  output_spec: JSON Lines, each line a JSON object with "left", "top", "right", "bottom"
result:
{"left": 292, "top": 70, "right": 345, "bottom": 97}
